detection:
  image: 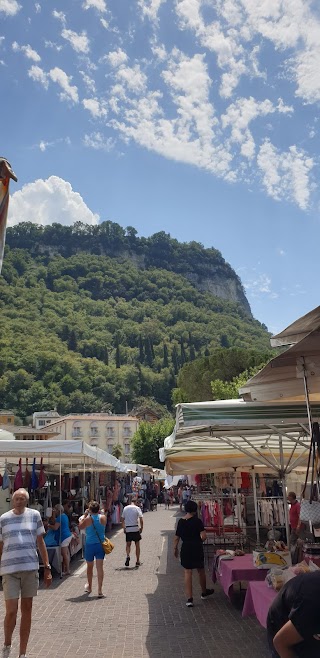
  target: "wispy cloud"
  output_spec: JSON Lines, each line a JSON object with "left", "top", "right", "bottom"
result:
{"left": 28, "top": 65, "right": 48, "bottom": 89}
{"left": 61, "top": 28, "right": 90, "bottom": 54}
{"left": 0, "top": 0, "right": 21, "bottom": 16}
{"left": 83, "top": 132, "right": 115, "bottom": 151}
{"left": 12, "top": 41, "right": 41, "bottom": 62}
{"left": 49, "top": 67, "right": 79, "bottom": 103}
{"left": 83, "top": 0, "right": 107, "bottom": 12}
{"left": 82, "top": 98, "right": 107, "bottom": 117}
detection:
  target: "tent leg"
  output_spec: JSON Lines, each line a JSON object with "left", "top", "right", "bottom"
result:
{"left": 279, "top": 437, "right": 290, "bottom": 547}
{"left": 302, "top": 360, "right": 313, "bottom": 436}
{"left": 234, "top": 468, "right": 241, "bottom": 541}
{"left": 59, "top": 459, "right": 62, "bottom": 579}
{"left": 251, "top": 468, "right": 260, "bottom": 547}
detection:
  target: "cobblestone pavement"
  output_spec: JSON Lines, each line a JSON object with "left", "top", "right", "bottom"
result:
{"left": 0, "top": 506, "right": 271, "bottom": 657}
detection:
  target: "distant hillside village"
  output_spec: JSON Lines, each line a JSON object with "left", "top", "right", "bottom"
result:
{"left": 0, "top": 407, "right": 161, "bottom": 463}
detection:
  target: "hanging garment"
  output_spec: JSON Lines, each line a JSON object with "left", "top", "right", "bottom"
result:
{"left": 2, "top": 468, "right": 10, "bottom": 490}
{"left": 14, "top": 459, "right": 23, "bottom": 491}
{"left": 31, "top": 458, "right": 38, "bottom": 491}
{"left": 38, "top": 458, "right": 46, "bottom": 488}
{"left": 24, "top": 458, "right": 31, "bottom": 490}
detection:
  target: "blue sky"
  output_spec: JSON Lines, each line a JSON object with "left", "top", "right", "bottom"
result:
{"left": 1, "top": 0, "right": 319, "bottom": 333}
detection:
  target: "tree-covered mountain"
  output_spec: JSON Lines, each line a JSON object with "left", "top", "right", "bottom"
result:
{"left": 0, "top": 221, "right": 270, "bottom": 419}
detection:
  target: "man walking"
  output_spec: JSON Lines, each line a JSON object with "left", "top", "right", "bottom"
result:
{"left": 121, "top": 496, "right": 143, "bottom": 568}
{"left": 0, "top": 488, "right": 52, "bottom": 658}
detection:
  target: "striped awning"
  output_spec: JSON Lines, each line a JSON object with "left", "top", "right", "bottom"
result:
{"left": 160, "top": 400, "right": 316, "bottom": 476}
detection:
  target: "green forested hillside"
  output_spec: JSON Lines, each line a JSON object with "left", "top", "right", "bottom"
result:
{"left": 0, "top": 222, "right": 270, "bottom": 418}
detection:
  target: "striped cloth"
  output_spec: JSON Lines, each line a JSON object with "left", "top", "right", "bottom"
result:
{"left": 0, "top": 508, "right": 45, "bottom": 575}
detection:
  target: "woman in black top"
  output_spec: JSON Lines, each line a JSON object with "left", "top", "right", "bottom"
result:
{"left": 174, "top": 500, "right": 214, "bottom": 607}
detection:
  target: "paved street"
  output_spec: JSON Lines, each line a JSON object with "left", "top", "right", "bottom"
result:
{"left": 0, "top": 506, "right": 270, "bottom": 657}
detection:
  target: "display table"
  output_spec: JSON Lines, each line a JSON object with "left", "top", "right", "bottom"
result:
{"left": 242, "top": 581, "right": 277, "bottom": 628}
{"left": 212, "top": 554, "right": 267, "bottom": 597}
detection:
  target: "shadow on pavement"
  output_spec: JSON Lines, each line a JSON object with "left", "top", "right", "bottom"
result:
{"left": 145, "top": 528, "right": 271, "bottom": 658}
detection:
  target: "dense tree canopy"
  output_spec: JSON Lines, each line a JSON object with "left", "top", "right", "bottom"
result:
{"left": 131, "top": 418, "right": 175, "bottom": 469}
{"left": 0, "top": 223, "right": 270, "bottom": 419}
{"left": 173, "top": 348, "right": 272, "bottom": 403}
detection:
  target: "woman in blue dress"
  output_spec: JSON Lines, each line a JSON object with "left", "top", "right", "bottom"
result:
{"left": 79, "top": 501, "right": 107, "bottom": 597}
{"left": 48, "top": 504, "right": 72, "bottom": 575}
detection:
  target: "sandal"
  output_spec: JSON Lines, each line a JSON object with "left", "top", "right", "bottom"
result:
{"left": 84, "top": 584, "right": 92, "bottom": 593}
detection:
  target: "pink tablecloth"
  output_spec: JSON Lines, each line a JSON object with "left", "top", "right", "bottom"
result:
{"left": 242, "top": 581, "right": 277, "bottom": 628}
{"left": 213, "top": 554, "right": 267, "bottom": 597}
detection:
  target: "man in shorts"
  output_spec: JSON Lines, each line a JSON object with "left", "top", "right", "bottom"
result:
{"left": 0, "top": 488, "right": 52, "bottom": 658}
{"left": 121, "top": 496, "right": 143, "bottom": 568}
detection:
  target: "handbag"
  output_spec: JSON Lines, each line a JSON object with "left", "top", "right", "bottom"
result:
{"left": 300, "top": 421, "right": 320, "bottom": 524}
{"left": 91, "top": 516, "right": 114, "bottom": 555}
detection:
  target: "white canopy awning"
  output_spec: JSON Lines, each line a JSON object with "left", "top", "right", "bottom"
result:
{"left": 240, "top": 328, "right": 320, "bottom": 402}
{"left": 271, "top": 306, "right": 320, "bottom": 347}
{"left": 0, "top": 440, "right": 121, "bottom": 471}
{"left": 160, "top": 400, "right": 316, "bottom": 476}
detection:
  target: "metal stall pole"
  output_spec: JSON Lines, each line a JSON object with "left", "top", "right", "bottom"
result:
{"left": 251, "top": 467, "right": 260, "bottom": 547}
{"left": 59, "top": 459, "right": 62, "bottom": 578}
{"left": 279, "top": 437, "right": 290, "bottom": 547}
{"left": 234, "top": 468, "right": 242, "bottom": 546}
{"left": 82, "top": 456, "right": 86, "bottom": 559}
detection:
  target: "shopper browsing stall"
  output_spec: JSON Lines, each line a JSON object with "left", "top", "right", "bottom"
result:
{"left": 174, "top": 500, "right": 214, "bottom": 607}
{"left": 79, "top": 501, "right": 106, "bottom": 597}
{"left": 47, "top": 504, "right": 72, "bottom": 576}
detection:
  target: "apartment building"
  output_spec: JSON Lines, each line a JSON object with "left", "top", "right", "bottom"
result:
{"left": 33, "top": 410, "right": 61, "bottom": 429}
{"left": 46, "top": 414, "right": 139, "bottom": 462}
{"left": 0, "top": 411, "right": 15, "bottom": 425}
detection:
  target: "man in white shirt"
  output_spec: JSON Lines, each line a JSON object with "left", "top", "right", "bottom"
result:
{"left": 0, "top": 488, "right": 52, "bottom": 658}
{"left": 121, "top": 497, "right": 143, "bottom": 568}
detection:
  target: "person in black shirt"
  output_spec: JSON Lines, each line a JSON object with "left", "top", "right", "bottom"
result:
{"left": 267, "top": 570, "right": 320, "bottom": 657}
{"left": 174, "top": 500, "right": 214, "bottom": 607}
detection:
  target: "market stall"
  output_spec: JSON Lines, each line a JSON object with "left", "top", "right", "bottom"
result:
{"left": 160, "top": 399, "right": 319, "bottom": 543}
{"left": 0, "top": 440, "right": 121, "bottom": 574}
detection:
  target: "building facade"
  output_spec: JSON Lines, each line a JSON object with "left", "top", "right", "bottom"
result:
{"left": 0, "top": 411, "right": 15, "bottom": 425}
{"left": 0, "top": 425, "right": 60, "bottom": 440}
{"left": 33, "top": 410, "right": 61, "bottom": 429}
{"left": 46, "top": 414, "right": 139, "bottom": 462}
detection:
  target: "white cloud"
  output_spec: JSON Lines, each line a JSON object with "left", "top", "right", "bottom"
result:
{"left": 83, "top": 132, "right": 115, "bottom": 151}
{"left": 8, "top": 176, "right": 99, "bottom": 227}
{"left": 110, "top": 51, "right": 232, "bottom": 177}
{"left": 221, "top": 96, "right": 293, "bottom": 159}
{"left": 44, "top": 40, "right": 63, "bottom": 52}
{"left": 35, "top": 3, "right": 41, "bottom": 13}
{"left": 277, "top": 248, "right": 286, "bottom": 256}
{"left": 107, "top": 48, "right": 128, "bottom": 68}
{"left": 0, "top": 0, "right": 21, "bottom": 16}
{"left": 80, "top": 71, "right": 96, "bottom": 93}
{"left": 257, "top": 140, "right": 314, "bottom": 210}
{"left": 61, "top": 29, "right": 90, "bottom": 54}
{"left": 116, "top": 64, "right": 147, "bottom": 92}
{"left": 28, "top": 65, "right": 48, "bottom": 89}
{"left": 52, "top": 10, "right": 66, "bottom": 24}
{"left": 37, "top": 137, "right": 71, "bottom": 152}
{"left": 12, "top": 42, "right": 41, "bottom": 62}
{"left": 83, "top": 0, "right": 107, "bottom": 11}
{"left": 138, "top": 0, "right": 166, "bottom": 22}
{"left": 243, "top": 271, "right": 278, "bottom": 299}
{"left": 49, "top": 67, "right": 79, "bottom": 103}
{"left": 82, "top": 98, "right": 107, "bottom": 118}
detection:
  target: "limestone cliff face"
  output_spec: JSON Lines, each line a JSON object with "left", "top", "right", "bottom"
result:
{"left": 185, "top": 272, "right": 252, "bottom": 316}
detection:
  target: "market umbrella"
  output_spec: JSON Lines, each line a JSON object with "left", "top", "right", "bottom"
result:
{"left": 0, "top": 157, "right": 17, "bottom": 273}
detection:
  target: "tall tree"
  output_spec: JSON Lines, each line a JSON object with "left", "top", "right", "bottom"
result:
{"left": 144, "top": 337, "right": 153, "bottom": 367}
{"left": 172, "top": 345, "right": 180, "bottom": 375}
{"left": 115, "top": 344, "right": 121, "bottom": 369}
{"left": 67, "top": 330, "right": 77, "bottom": 351}
{"left": 138, "top": 334, "right": 144, "bottom": 364}
{"left": 163, "top": 343, "right": 169, "bottom": 368}
{"left": 180, "top": 336, "right": 187, "bottom": 366}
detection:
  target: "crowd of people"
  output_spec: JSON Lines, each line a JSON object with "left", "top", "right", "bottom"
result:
{"left": 0, "top": 485, "right": 320, "bottom": 658}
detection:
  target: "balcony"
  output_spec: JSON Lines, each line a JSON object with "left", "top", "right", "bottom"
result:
{"left": 72, "top": 431, "right": 83, "bottom": 438}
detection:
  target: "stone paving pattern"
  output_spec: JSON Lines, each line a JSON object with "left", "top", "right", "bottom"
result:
{"left": 0, "top": 506, "right": 271, "bottom": 657}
